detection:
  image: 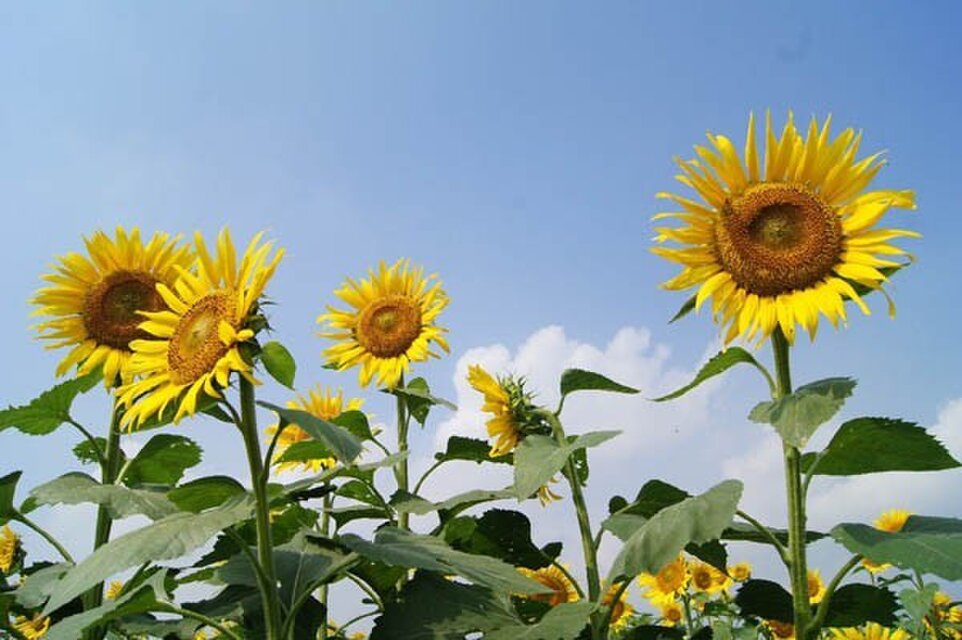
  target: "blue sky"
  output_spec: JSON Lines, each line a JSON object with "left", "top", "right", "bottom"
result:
{"left": 2, "top": 0, "right": 961, "bottom": 620}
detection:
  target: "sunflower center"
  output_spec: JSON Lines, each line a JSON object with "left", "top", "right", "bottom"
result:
{"left": 693, "top": 568, "right": 713, "bottom": 590}
{"left": 715, "top": 182, "right": 842, "bottom": 296}
{"left": 168, "top": 293, "right": 236, "bottom": 385}
{"left": 83, "top": 270, "right": 164, "bottom": 349}
{"left": 355, "top": 296, "right": 422, "bottom": 358}
{"left": 657, "top": 564, "right": 683, "bottom": 593}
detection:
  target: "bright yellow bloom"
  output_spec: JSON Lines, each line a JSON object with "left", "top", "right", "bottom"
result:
{"left": 318, "top": 259, "right": 449, "bottom": 389}
{"left": 862, "top": 509, "right": 913, "bottom": 574}
{"left": 688, "top": 559, "right": 731, "bottom": 594}
{"left": 653, "top": 112, "right": 917, "bottom": 345}
{"left": 767, "top": 620, "right": 795, "bottom": 639}
{"left": 117, "top": 229, "right": 283, "bottom": 430}
{"left": 728, "top": 561, "right": 752, "bottom": 582}
{"left": 32, "top": 227, "right": 193, "bottom": 387}
{"left": 659, "top": 599, "right": 684, "bottom": 627}
{"left": 828, "top": 622, "right": 911, "bottom": 640}
{"left": 602, "top": 582, "right": 634, "bottom": 631}
{"left": 467, "top": 365, "right": 522, "bottom": 457}
{"left": 265, "top": 386, "right": 363, "bottom": 473}
{"left": 807, "top": 569, "right": 826, "bottom": 604}
{"left": 638, "top": 555, "right": 688, "bottom": 605}
{"left": 13, "top": 613, "right": 50, "bottom": 639}
{"left": 516, "top": 565, "right": 579, "bottom": 606}
{"left": 106, "top": 580, "right": 124, "bottom": 600}
{"left": 0, "top": 524, "right": 18, "bottom": 573}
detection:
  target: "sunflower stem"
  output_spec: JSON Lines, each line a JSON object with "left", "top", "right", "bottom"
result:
{"left": 318, "top": 490, "right": 333, "bottom": 640}
{"left": 772, "top": 328, "right": 813, "bottom": 639}
{"left": 15, "top": 513, "right": 74, "bottom": 564}
{"left": 238, "top": 377, "right": 282, "bottom": 640}
{"left": 393, "top": 375, "right": 411, "bottom": 531}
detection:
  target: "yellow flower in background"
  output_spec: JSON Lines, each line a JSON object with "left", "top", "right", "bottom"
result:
{"left": 0, "top": 524, "right": 19, "bottom": 573}
{"left": 638, "top": 555, "right": 688, "bottom": 604}
{"left": 767, "top": 620, "right": 796, "bottom": 639}
{"left": 602, "top": 582, "right": 634, "bottom": 631}
{"left": 728, "top": 561, "right": 752, "bottom": 582}
{"left": 117, "top": 229, "right": 283, "bottom": 430}
{"left": 265, "top": 386, "right": 364, "bottom": 473}
{"left": 13, "top": 613, "right": 50, "bottom": 639}
{"left": 318, "top": 259, "right": 449, "bottom": 389}
{"left": 862, "top": 509, "right": 912, "bottom": 574}
{"left": 105, "top": 580, "right": 124, "bottom": 600}
{"left": 688, "top": 559, "right": 730, "bottom": 594}
{"left": 807, "top": 569, "right": 826, "bottom": 604}
{"left": 467, "top": 364, "right": 521, "bottom": 457}
{"left": 659, "top": 599, "right": 684, "bottom": 627}
{"left": 536, "top": 478, "right": 563, "bottom": 506}
{"left": 652, "top": 112, "right": 917, "bottom": 345}
{"left": 516, "top": 565, "right": 579, "bottom": 606}
{"left": 828, "top": 622, "right": 911, "bottom": 640}
{"left": 32, "top": 227, "right": 193, "bottom": 387}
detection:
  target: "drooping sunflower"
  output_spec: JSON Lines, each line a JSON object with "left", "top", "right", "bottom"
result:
{"left": 117, "top": 229, "right": 284, "bottom": 429}
{"left": 265, "top": 386, "right": 364, "bottom": 473}
{"left": 318, "top": 259, "right": 449, "bottom": 389}
{"left": 0, "top": 524, "right": 19, "bottom": 573}
{"left": 862, "top": 509, "right": 912, "bottom": 573}
{"left": 652, "top": 112, "right": 917, "bottom": 344}
{"left": 32, "top": 227, "right": 193, "bottom": 386}
{"left": 828, "top": 623, "right": 911, "bottom": 640}
{"left": 467, "top": 364, "right": 522, "bottom": 457}
{"left": 13, "top": 613, "right": 51, "bottom": 639}
{"left": 638, "top": 555, "right": 688, "bottom": 605}
{"left": 516, "top": 565, "right": 579, "bottom": 607}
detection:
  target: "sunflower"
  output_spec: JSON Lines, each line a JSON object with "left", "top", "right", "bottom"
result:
{"left": 652, "top": 112, "right": 917, "bottom": 345}
{"left": 659, "top": 599, "right": 684, "bottom": 627}
{"left": 265, "top": 386, "right": 364, "bottom": 473}
{"left": 516, "top": 565, "right": 579, "bottom": 606}
{"left": 688, "top": 559, "right": 730, "bottom": 594}
{"left": 638, "top": 555, "right": 688, "bottom": 605}
{"left": 106, "top": 580, "right": 124, "bottom": 600}
{"left": 862, "top": 509, "right": 912, "bottom": 574}
{"left": 117, "top": 229, "right": 284, "bottom": 429}
{"left": 728, "top": 561, "right": 752, "bottom": 582}
{"left": 536, "top": 478, "right": 563, "bottom": 506}
{"left": 602, "top": 582, "right": 635, "bottom": 631}
{"left": 0, "top": 524, "right": 18, "bottom": 573}
{"left": 767, "top": 620, "right": 796, "bottom": 640}
{"left": 828, "top": 623, "right": 911, "bottom": 640}
{"left": 467, "top": 364, "right": 522, "bottom": 457}
{"left": 318, "top": 259, "right": 449, "bottom": 389}
{"left": 807, "top": 569, "right": 826, "bottom": 604}
{"left": 32, "top": 227, "right": 193, "bottom": 386}
{"left": 13, "top": 613, "right": 50, "bottom": 639}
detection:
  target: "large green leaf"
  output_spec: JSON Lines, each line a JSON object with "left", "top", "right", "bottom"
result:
{"left": 28, "top": 472, "right": 176, "bottom": 520}
{"left": 42, "top": 496, "right": 253, "bottom": 614}
{"left": 391, "top": 488, "right": 515, "bottom": 517}
{"left": 0, "top": 372, "right": 100, "bottom": 435}
{"left": 734, "top": 579, "right": 794, "bottom": 623}
{"left": 0, "top": 471, "right": 21, "bottom": 519}
{"left": 609, "top": 480, "right": 742, "bottom": 580}
{"left": 800, "top": 417, "right": 960, "bottom": 476}
{"left": 435, "top": 435, "right": 514, "bottom": 465}
{"left": 122, "top": 434, "right": 203, "bottom": 487}
{"left": 72, "top": 437, "right": 112, "bottom": 466}
{"left": 559, "top": 368, "right": 639, "bottom": 398}
{"left": 654, "top": 348, "right": 762, "bottom": 402}
{"left": 340, "top": 526, "right": 549, "bottom": 595}
{"left": 388, "top": 380, "right": 457, "bottom": 412}
{"left": 749, "top": 377, "right": 857, "bottom": 448}
{"left": 823, "top": 584, "right": 898, "bottom": 627}
{"left": 167, "top": 476, "right": 246, "bottom": 513}
{"left": 513, "top": 431, "right": 620, "bottom": 499}
{"left": 444, "top": 509, "right": 556, "bottom": 569}
{"left": 259, "top": 401, "right": 363, "bottom": 463}
{"left": 487, "top": 601, "right": 595, "bottom": 640}
{"left": 831, "top": 516, "right": 962, "bottom": 580}
{"left": 260, "top": 340, "right": 296, "bottom": 389}
{"left": 14, "top": 563, "right": 70, "bottom": 608}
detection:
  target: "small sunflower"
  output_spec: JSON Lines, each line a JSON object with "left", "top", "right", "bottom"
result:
{"left": 602, "top": 582, "right": 635, "bottom": 631}
{"left": 828, "top": 623, "right": 911, "bottom": 640}
{"left": 807, "top": 569, "right": 826, "bottom": 604}
{"left": 516, "top": 565, "right": 579, "bottom": 606}
{"left": 106, "top": 580, "right": 124, "bottom": 600}
{"left": 659, "top": 599, "right": 684, "bottom": 627}
{"left": 117, "top": 229, "right": 284, "bottom": 429}
{"left": 265, "top": 386, "right": 364, "bottom": 473}
{"left": 688, "top": 559, "right": 730, "bottom": 595}
{"left": 653, "top": 112, "right": 917, "bottom": 345}
{"left": 318, "top": 259, "right": 449, "bottom": 389}
{"left": 32, "top": 227, "right": 193, "bottom": 386}
{"left": 728, "top": 561, "right": 752, "bottom": 582}
{"left": 638, "top": 555, "right": 688, "bottom": 605}
{"left": 13, "top": 613, "right": 51, "bottom": 639}
{"left": 468, "top": 364, "right": 521, "bottom": 456}
{"left": 0, "top": 524, "right": 19, "bottom": 573}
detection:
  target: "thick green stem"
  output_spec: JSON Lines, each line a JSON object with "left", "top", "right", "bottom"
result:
{"left": 772, "top": 329, "right": 812, "bottom": 639}
{"left": 238, "top": 377, "right": 282, "bottom": 640}
{"left": 393, "top": 375, "right": 411, "bottom": 531}
{"left": 318, "top": 490, "right": 333, "bottom": 640}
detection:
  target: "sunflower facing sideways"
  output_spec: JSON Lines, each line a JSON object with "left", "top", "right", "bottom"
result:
{"left": 318, "top": 259, "right": 449, "bottom": 389}
{"left": 652, "top": 112, "right": 917, "bottom": 345}
{"left": 117, "top": 229, "right": 284, "bottom": 429}
{"left": 32, "top": 227, "right": 193, "bottom": 386}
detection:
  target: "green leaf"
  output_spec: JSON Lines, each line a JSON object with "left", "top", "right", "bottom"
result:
{"left": 823, "top": 584, "right": 898, "bottom": 627}
{"left": 734, "top": 579, "right": 794, "bottom": 623}
{"left": 559, "top": 368, "right": 639, "bottom": 398}
{"left": 391, "top": 489, "right": 515, "bottom": 518}
{"left": 0, "top": 372, "right": 100, "bottom": 435}
{"left": 0, "top": 471, "right": 21, "bottom": 519}
{"left": 340, "top": 526, "right": 549, "bottom": 595}
{"left": 14, "top": 563, "right": 70, "bottom": 608}
{"left": 42, "top": 496, "right": 253, "bottom": 614}
{"left": 72, "top": 438, "right": 109, "bottom": 466}
{"left": 513, "top": 431, "right": 620, "bottom": 499}
{"left": 668, "top": 295, "right": 697, "bottom": 324}
{"left": 609, "top": 480, "right": 742, "bottom": 580}
{"left": 389, "top": 381, "right": 457, "bottom": 412}
{"left": 722, "top": 522, "right": 827, "bottom": 546}
{"left": 400, "top": 377, "right": 433, "bottom": 425}
{"left": 831, "top": 516, "right": 962, "bottom": 580}
{"left": 444, "top": 509, "right": 556, "bottom": 569}
{"left": 333, "top": 409, "right": 375, "bottom": 441}
{"left": 618, "top": 479, "right": 691, "bottom": 517}
{"left": 29, "top": 472, "right": 176, "bottom": 520}
{"left": 749, "top": 377, "right": 857, "bottom": 448}
{"left": 435, "top": 436, "right": 513, "bottom": 465}
{"left": 487, "top": 601, "right": 595, "bottom": 640}
{"left": 275, "top": 440, "right": 336, "bottom": 465}
{"left": 260, "top": 340, "right": 297, "bottom": 389}
{"left": 800, "top": 417, "right": 960, "bottom": 476}
{"left": 259, "top": 401, "right": 363, "bottom": 464}
{"left": 898, "top": 583, "right": 939, "bottom": 626}
{"left": 167, "top": 476, "right": 246, "bottom": 513}
{"left": 122, "top": 434, "right": 202, "bottom": 487}
{"left": 337, "top": 480, "right": 387, "bottom": 509}
{"left": 654, "top": 348, "right": 762, "bottom": 402}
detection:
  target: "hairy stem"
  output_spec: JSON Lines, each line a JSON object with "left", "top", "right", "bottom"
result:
{"left": 394, "top": 375, "right": 411, "bottom": 531}
{"left": 318, "top": 490, "right": 333, "bottom": 640}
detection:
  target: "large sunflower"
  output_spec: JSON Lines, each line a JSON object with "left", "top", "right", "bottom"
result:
{"left": 117, "top": 229, "right": 283, "bottom": 429}
{"left": 265, "top": 386, "right": 364, "bottom": 473}
{"left": 318, "top": 259, "right": 449, "bottom": 389}
{"left": 653, "top": 112, "right": 917, "bottom": 344}
{"left": 32, "top": 227, "right": 192, "bottom": 386}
